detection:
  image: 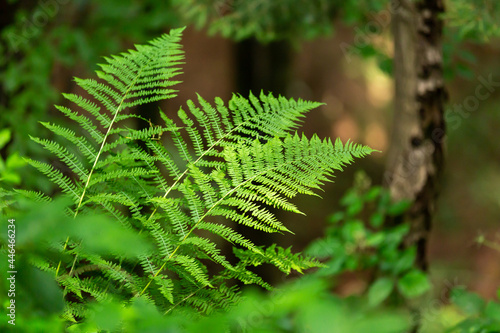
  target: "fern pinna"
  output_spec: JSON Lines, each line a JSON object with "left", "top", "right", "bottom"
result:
{"left": 26, "top": 27, "right": 374, "bottom": 322}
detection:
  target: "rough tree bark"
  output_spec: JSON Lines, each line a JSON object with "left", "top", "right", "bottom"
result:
{"left": 385, "top": 0, "right": 447, "bottom": 272}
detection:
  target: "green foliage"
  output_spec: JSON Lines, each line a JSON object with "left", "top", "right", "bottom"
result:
{"left": 0, "top": 128, "right": 27, "bottom": 186}
{"left": 306, "top": 172, "right": 430, "bottom": 305}
{"left": 173, "top": 0, "right": 333, "bottom": 42}
{"left": 173, "top": 0, "right": 387, "bottom": 43}
{"left": 2, "top": 27, "right": 373, "bottom": 329}
{"left": 445, "top": 0, "right": 500, "bottom": 42}
{"left": 447, "top": 287, "right": 500, "bottom": 332}
{"left": 63, "top": 276, "right": 410, "bottom": 333}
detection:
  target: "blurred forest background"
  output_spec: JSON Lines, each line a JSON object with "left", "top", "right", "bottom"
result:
{"left": 1, "top": 0, "right": 499, "bottom": 307}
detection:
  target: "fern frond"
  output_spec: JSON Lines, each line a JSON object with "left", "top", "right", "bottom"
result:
{"left": 146, "top": 140, "right": 182, "bottom": 178}
{"left": 40, "top": 122, "right": 97, "bottom": 162}
{"left": 54, "top": 105, "right": 105, "bottom": 144}
{"left": 144, "top": 219, "right": 176, "bottom": 257}
{"left": 197, "top": 222, "right": 260, "bottom": 252}
{"left": 54, "top": 27, "right": 184, "bottom": 216}
{"left": 13, "top": 189, "right": 52, "bottom": 203}
{"left": 180, "top": 283, "right": 240, "bottom": 314}
{"left": 149, "top": 197, "right": 190, "bottom": 240}
{"left": 223, "top": 265, "right": 272, "bottom": 290}
{"left": 29, "top": 136, "right": 89, "bottom": 181}
{"left": 182, "top": 235, "right": 233, "bottom": 270}
{"left": 79, "top": 276, "right": 111, "bottom": 302}
{"left": 87, "top": 167, "right": 155, "bottom": 186}
{"left": 81, "top": 255, "right": 140, "bottom": 294}
{"left": 62, "top": 93, "right": 111, "bottom": 127}
{"left": 58, "top": 275, "right": 84, "bottom": 300}
{"left": 154, "top": 276, "right": 175, "bottom": 304}
{"left": 64, "top": 302, "right": 87, "bottom": 322}
{"left": 97, "top": 200, "right": 132, "bottom": 229}
{"left": 102, "top": 125, "right": 173, "bottom": 153}
{"left": 235, "top": 244, "right": 323, "bottom": 275}
{"left": 169, "top": 254, "right": 212, "bottom": 287}
{"left": 25, "top": 158, "right": 81, "bottom": 201}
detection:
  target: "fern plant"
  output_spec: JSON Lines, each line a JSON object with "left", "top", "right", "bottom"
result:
{"left": 21, "top": 27, "right": 374, "bottom": 324}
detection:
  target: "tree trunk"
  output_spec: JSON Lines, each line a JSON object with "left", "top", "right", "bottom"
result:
{"left": 386, "top": 3, "right": 447, "bottom": 329}
{"left": 385, "top": 0, "right": 447, "bottom": 271}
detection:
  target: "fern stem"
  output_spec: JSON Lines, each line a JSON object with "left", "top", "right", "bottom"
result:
{"left": 56, "top": 56, "right": 148, "bottom": 278}
{"left": 73, "top": 97, "right": 128, "bottom": 217}
{"left": 55, "top": 236, "right": 70, "bottom": 277}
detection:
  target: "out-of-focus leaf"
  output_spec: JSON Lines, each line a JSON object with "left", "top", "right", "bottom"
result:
{"left": 347, "top": 199, "right": 364, "bottom": 216}
{"left": 0, "top": 129, "right": 11, "bottom": 149}
{"left": 328, "top": 212, "right": 345, "bottom": 224}
{"left": 397, "top": 270, "right": 430, "bottom": 298}
{"left": 451, "top": 288, "right": 486, "bottom": 315}
{"left": 387, "top": 200, "right": 412, "bottom": 216}
{"left": 6, "top": 152, "right": 26, "bottom": 169}
{"left": 485, "top": 301, "right": 500, "bottom": 322}
{"left": 368, "top": 277, "right": 394, "bottom": 307}
{"left": 392, "top": 247, "right": 416, "bottom": 275}
{"left": 342, "top": 220, "right": 366, "bottom": 242}
{"left": 369, "top": 211, "right": 384, "bottom": 228}
{"left": 364, "top": 186, "right": 382, "bottom": 201}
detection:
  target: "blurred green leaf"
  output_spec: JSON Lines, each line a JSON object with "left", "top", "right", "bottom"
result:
{"left": 365, "top": 232, "right": 385, "bottom": 247}
{"left": 353, "top": 311, "right": 410, "bottom": 333}
{"left": 328, "top": 211, "right": 345, "bottom": 224}
{"left": 387, "top": 200, "right": 412, "bottom": 216}
{"left": 340, "top": 190, "right": 359, "bottom": 206}
{"left": 6, "top": 152, "right": 26, "bottom": 169}
{"left": 342, "top": 220, "right": 366, "bottom": 242}
{"left": 1, "top": 171, "right": 21, "bottom": 184}
{"left": 451, "top": 288, "right": 486, "bottom": 315}
{"left": 377, "top": 190, "right": 391, "bottom": 211}
{"left": 346, "top": 199, "right": 364, "bottom": 216}
{"left": 370, "top": 211, "right": 384, "bottom": 228}
{"left": 397, "top": 270, "right": 430, "bottom": 298}
{"left": 392, "top": 247, "right": 416, "bottom": 275}
{"left": 91, "top": 300, "right": 123, "bottom": 331}
{"left": 0, "top": 129, "right": 11, "bottom": 149}
{"left": 385, "top": 224, "right": 410, "bottom": 244}
{"left": 15, "top": 197, "right": 153, "bottom": 258}
{"left": 17, "top": 262, "right": 65, "bottom": 314}
{"left": 364, "top": 186, "right": 382, "bottom": 201}
{"left": 368, "top": 277, "right": 394, "bottom": 307}
{"left": 74, "top": 214, "right": 153, "bottom": 258}
{"left": 485, "top": 301, "right": 500, "bottom": 322}
{"left": 15, "top": 197, "right": 73, "bottom": 246}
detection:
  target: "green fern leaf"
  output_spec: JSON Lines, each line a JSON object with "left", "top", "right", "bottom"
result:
{"left": 25, "top": 158, "right": 81, "bottom": 201}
